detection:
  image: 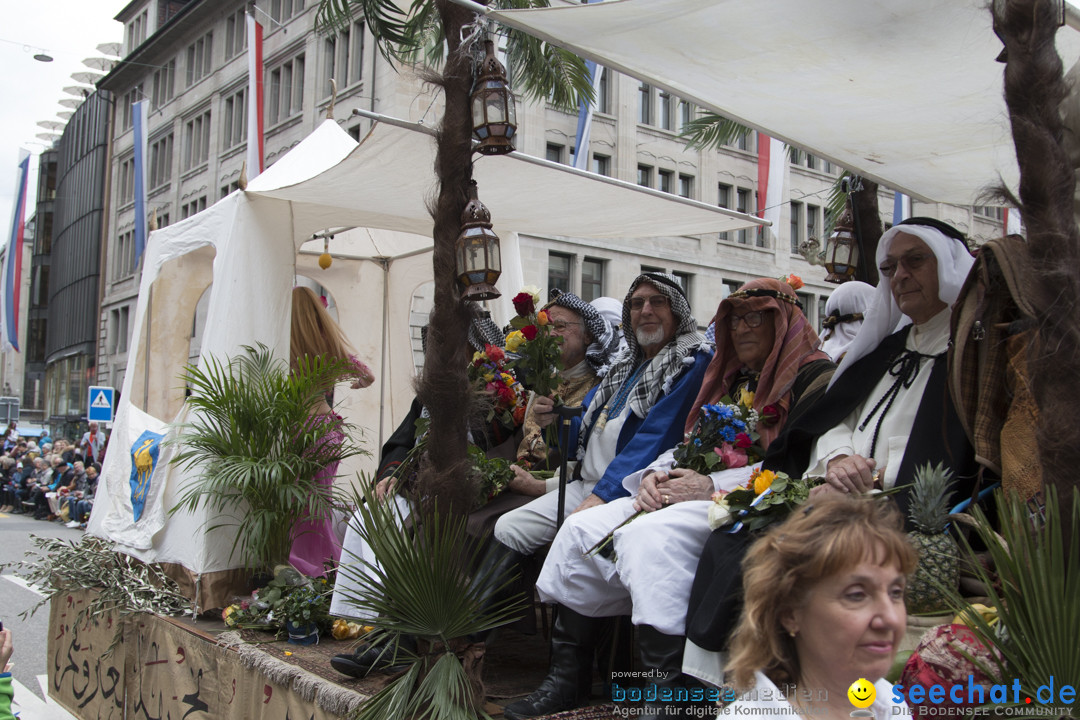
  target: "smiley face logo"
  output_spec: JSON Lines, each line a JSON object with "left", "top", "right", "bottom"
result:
{"left": 847, "top": 678, "right": 876, "bottom": 709}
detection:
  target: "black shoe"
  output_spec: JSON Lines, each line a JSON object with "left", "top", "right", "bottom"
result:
{"left": 638, "top": 625, "right": 711, "bottom": 718}
{"left": 502, "top": 606, "right": 598, "bottom": 720}
{"left": 330, "top": 634, "right": 416, "bottom": 677}
{"left": 468, "top": 541, "right": 527, "bottom": 643}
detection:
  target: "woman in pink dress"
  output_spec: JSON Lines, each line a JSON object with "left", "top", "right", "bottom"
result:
{"left": 288, "top": 286, "right": 374, "bottom": 577}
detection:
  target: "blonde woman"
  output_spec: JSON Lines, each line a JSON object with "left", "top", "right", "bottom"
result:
{"left": 289, "top": 286, "right": 374, "bottom": 576}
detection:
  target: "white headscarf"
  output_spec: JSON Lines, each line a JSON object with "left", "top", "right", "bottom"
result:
{"left": 820, "top": 281, "right": 877, "bottom": 362}
{"left": 830, "top": 222, "right": 975, "bottom": 386}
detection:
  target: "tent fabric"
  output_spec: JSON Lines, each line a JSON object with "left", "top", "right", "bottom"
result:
{"left": 489, "top": 0, "right": 1080, "bottom": 205}
{"left": 87, "top": 117, "right": 762, "bottom": 606}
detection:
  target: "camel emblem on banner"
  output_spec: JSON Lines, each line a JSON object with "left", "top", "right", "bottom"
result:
{"left": 129, "top": 430, "right": 164, "bottom": 522}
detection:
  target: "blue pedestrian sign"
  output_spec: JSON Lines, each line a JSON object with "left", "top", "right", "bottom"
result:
{"left": 88, "top": 386, "right": 115, "bottom": 423}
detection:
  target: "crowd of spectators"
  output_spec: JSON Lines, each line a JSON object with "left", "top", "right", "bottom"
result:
{"left": 0, "top": 423, "right": 106, "bottom": 529}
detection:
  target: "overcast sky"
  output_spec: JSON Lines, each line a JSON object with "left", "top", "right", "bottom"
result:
{"left": 0, "top": 1, "right": 126, "bottom": 234}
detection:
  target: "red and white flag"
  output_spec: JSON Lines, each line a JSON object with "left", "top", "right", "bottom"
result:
{"left": 246, "top": 10, "right": 265, "bottom": 179}
{"left": 756, "top": 133, "right": 787, "bottom": 243}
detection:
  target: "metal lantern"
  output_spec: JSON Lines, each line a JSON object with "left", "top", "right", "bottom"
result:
{"left": 824, "top": 201, "right": 860, "bottom": 283}
{"left": 456, "top": 181, "right": 502, "bottom": 300}
{"left": 471, "top": 39, "right": 517, "bottom": 155}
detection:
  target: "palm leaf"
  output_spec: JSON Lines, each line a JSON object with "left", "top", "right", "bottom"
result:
{"left": 943, "top": 487, "right": 1080, "bottom": 710}
{"left": 502, "top": 26, "right": 593, "bottom": 113}
{"left": 678, "top": 110, "right": 752, "bottom": 151}
{"left": 315, "top": 0, "right": 416, "bottom": 62}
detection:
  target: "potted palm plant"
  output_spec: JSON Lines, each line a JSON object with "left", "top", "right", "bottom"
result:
{"left": 169, "top": 343, "right": 364, "bottom": 574}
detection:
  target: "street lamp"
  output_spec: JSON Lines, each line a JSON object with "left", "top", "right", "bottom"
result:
{"left": 456, "top": 181, "right": 502, "bottom": 300}
{"left": 471, "top": 38, "right": 517, "bottom": 156}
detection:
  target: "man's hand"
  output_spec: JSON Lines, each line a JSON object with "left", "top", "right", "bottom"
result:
{"left": 374, "top": 476, "right": 398, "bottom": 501}
{"left": 572, "top": 493, "right": 605, "bottom": 514}
{"left": 531, "top": 395, "right": 557, "bottom": 429}
{"left": 634, "top": 468, "right": 713, "bottom": 512}
{"left": 508, "top": 465, "right": 546, "bottom": 497}
{"left": 824, "top": 454, "right": 877, "bottom": 493}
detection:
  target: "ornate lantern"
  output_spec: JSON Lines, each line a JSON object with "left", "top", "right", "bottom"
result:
{"left": 471, "top": 39, "right": 517, "bottom": 155}
{"left": 456, "top": 181, "right": 502, "bottom": 300}
{"left": 824, "top": 200, "right": 860, "bottom": 284}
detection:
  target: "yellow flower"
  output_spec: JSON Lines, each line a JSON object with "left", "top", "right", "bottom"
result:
{"left": 739, "top": 388, "right": 755, "bottom": 407}
{"left": 472, "top": 350, "right": 485, "bottom": 364}
{"left": 506, "top": 330, "right": 525, "bottom": 352}
{"left": 483, "top": 372, "right": 495, "bottom": 383}
{"left": 753, "top": 469, "right": 777, "bottom": 495}
{"left": 501, "top": 372, "right": 515, "bottom": 386}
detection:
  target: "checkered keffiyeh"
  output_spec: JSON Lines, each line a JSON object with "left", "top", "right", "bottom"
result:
{"left": 578, "top": 273, "right": 706, "bottom": 456}
{"left": 546, "top": 291, "right": 620, "bottom": 378}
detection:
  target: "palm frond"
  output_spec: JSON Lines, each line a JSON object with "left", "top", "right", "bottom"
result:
{"left": 944, "top": 487, "right": 1080, "bottom": 709}
{"left": 316, "top": 0, "right": 415, "bottom": 63}
{"left": 678, "top": 110, "right": 752, "bottom": 151}
{"left": 504, "top": 27, "right": 593, "bottom": 113}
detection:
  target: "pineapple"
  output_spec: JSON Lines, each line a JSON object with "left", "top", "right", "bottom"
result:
{"left": 906, "top": 462, "right": 959, "bottom": 614}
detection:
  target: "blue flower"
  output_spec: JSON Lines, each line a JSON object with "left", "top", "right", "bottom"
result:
{"left": 720, "top": 426, "right": 737, "bottom": 443}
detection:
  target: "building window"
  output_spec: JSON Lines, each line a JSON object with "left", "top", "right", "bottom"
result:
{"left": 322, "top": 20, "right": 364, "bottom": 95}
{"left": 151, "top": 60, "right": 175, "bottom": 110}
{"left": 269, "top": 53, "right": 306, "bottom": 125}
{"left": 592, "top": 154, "right": 610, "bottom": 176}
{"left": 796, "top": 293, "right": 813, "bottom": 323}
{"left": 723, "top": 279, "right": 742, "bottom": 297}
{"left": 186, "top": 32, "right": 214, "bottom": 87}
{"left": 637, "top": 164, "right": 653, "bottom": 188}
{"left": 672, "top": 271, "right": 692, "bottom": 298}
{"left": 117, "top": 306, "right": 130, "bottom": 354}
{"left": 817, "top": 296, "right": 828, "bottom": 330}
{"left": 118, "top": 156, "right": 135, "bottom": 205}
{"left": 114, "top": 230, "right": 136, "bottom": 281}
{"left": 222, "top": 87, "right": 247, "bottom": 150}
{"left": 271, "top": 0, "right": 306, "bottom": 23}
{"left": 718, "top": 183, "right": 732, "bottom": 241}
{"left": 638, "top": 82, "right": 651, "bottom": 125}
{"left": 225, "top": 9, "right": 248, "bottom": 59}
{"left": 640, "top": 264, "right": 664, "bottom": 275}
{"left": 678, "top": 101, "right": 693, "bottom": 132}
{"left": 658, "top": 169, "right": 673, "bottom": 194}
{"left": 581, "top": 258, "right": 604, "bottom": 302}
{"left": 678, "top": 174, "right": 693, "bottom": 199}
{"left": 789, "top": 200, "right": 802, "bottom": 254}
{"left": 807, "top": 203, "right": 820, "bottom": 245}
{"left": 596, "top": 68, "right": 610, "bottom": 114}
{"left": 158, "top": 211, "right": 170, "bottom": 228}
{"left": 120, "top": 86, "right": 143, "bottom": 131}
{"left": 181, "top": 196, "right": 208, "bottom": 219}
{"left": 149, "top": 133, "right": 173, "bottom": 189}
{"left": 805, "top": 153, "right": 817, "bottom": 171}
{"left": 221, "top": 180, "right": 241, "bottom": 199}
{"left": 546, "top": 143, "right": 564, "bottom": 164}
{"left": 659, "top": 91, "right": 674, "bottom": 131}
{"left": 548, "top": 252, "right": 571, "bottom": 296}
{"left": 126, "top": 9, "right": 148, "bottom": 53}
{"left": 736, "top": 188, "right": 751, "bottom": 244}
{"left": 183, "top": 110, "right": 211, "bottom": 171}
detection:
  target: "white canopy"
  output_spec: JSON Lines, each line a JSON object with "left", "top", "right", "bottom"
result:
{"left": 490, "top": 0, "right": 1080, "bottom": 205}
{"left": 89, "top": 116, "right": 761, "bottom": 605}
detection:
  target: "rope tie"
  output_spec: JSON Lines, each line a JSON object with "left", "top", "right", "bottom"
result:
{"left": 857, "top": 349, "right": 942, "bottom": 458}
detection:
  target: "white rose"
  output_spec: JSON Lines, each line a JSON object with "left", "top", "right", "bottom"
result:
{"left": 708, "top": 497, "right": 733, "bottom": 530}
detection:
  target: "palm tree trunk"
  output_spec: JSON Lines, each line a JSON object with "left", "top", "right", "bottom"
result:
{"left": 415, "top": 0, "right": 481, "bottom": 516}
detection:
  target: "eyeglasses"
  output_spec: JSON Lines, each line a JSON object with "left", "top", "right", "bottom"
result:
{"left": 629, "top": 294, "right": 669, "bottom": 311}
{"left": 551, "top": 321, "right": 581, "bottom": 332}
{"left": 879, "top": 252, "right": 933, "bottom": 278}
{"left": 728, "top": 311, "right": 765, "bottom": 329}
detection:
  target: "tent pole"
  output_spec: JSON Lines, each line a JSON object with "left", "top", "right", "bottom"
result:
{"left": 379, "top": 258, "right": 390, "bottom": 452}
{"left": 143, "top": 285, "right": 153, "bottom": 412}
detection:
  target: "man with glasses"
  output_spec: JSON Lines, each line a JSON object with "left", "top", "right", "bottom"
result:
{"left": 498, "top": 272, "right": 712, "bottom": 720}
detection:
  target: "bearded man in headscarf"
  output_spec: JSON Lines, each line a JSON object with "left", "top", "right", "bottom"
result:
{"left": 507, "top": 278, "right": 833, "bottom": 719}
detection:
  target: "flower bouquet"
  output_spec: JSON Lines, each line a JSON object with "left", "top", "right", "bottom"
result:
{"left": 468, "top": 444, "right": 516, "bottom": 509}
{"left": 221, "top": 565, "right": 334, "bottom": 637}
{"left": 469, "top": 343, "right": 528, "bottom": 428}
{"left": 586, "top": 396, "right": 763, "bottom": 559}
{"left": 708, "top": 468, "right": 813, "bottom": 532}
{"left": 505, "top": 286, "right": 564, "bottom": 398}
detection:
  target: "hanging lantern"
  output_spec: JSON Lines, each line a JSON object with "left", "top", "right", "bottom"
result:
{"left": 318, "top": 235, "right": 333, "bottom": 269}
{"left": 471, "top": 38, "right": 517, "bottom": 155}
{"left": 456, "top": 181, "right": 502, "bottom": 300}
{"left": 824, "top": 200, "right": 859, "bottom": 284}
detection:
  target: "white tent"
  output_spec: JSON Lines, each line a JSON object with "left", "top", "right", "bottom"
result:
{"left": 489, "top": 0, "right": 1080, "bottom": 205}
{"left": 88, "top": 116, "right": 763, "bottom": 607}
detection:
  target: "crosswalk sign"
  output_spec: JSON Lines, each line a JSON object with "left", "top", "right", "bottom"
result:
{"left": 88, "top": 386, "right": 115, "bottom": 423}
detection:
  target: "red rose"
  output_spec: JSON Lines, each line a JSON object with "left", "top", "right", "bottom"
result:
{"left": 512, "top": 292, "right": 535, "bottom": 316}
{"left": 521, "top": 325, "right": 538, "bottom": 341}
{"left": 735, "top": 432, "right": 752, "bottom": 449}
{"left": 485, "top": 344, "right": 505, "bottom": 363}
{"left": 761, "top": 405, "right": 780, "bottom": 425}
{"left": 496, "top": 383, "right": 517, "bottom": 405}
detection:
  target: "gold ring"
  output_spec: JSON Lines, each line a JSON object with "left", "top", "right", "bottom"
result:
{"left": 662, "top": 495, "right": 670, "bottom": 505}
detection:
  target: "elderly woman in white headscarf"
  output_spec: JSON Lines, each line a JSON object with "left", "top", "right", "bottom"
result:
{"left": 819, "top": 280, "right": 876, "bottom": 362}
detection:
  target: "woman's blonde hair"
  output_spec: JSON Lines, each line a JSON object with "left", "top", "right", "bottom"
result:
{"left": 726, "top": 494, "right": 917, "bottom": 690}
{"left": 290, "top": 286, "right": 354, "bottom": 371}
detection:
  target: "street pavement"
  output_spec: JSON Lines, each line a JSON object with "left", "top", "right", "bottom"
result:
{"left": 0, "top": 509, "right": 82, "bottom": 717}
